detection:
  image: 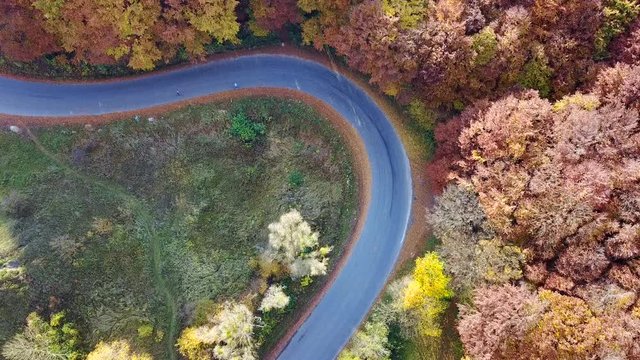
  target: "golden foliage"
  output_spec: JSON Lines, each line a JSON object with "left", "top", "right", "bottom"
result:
{"left": 403, "top": 252, "right": 453, "bottom": 337}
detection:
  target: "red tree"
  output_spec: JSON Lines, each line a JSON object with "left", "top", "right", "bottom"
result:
{"left": 0, "top": 0, "right": 60, "bottom": 61}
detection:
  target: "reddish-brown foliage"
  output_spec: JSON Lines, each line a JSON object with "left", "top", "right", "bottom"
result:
{"left": 555, "top": 244, "right": 610, "bottom": 283}
{"left": 328, "top": 1, "right": 415, "bottom": 93}
{"left": 543, "top": 273, "right": 575, "bottom": 293}
{"left": 609, "top": 265, "right": 640, "bottom": 292}
{"left": 611, "top": 19, "right": 640, "bottom": 65}
{"left": 0, "top": 0, "right": 60, "bottom": 61}
{"left": 428, "top": 116, "right": 467, "bottom": 193}
{"left": 524, "top": 262, "right": 548, "bottom": 285}
{"left": 530, "top": 0, "right": 603, "bottom": 96}
{"left": 457, "top": 284, "right": 542, "bottom": 360}
{"left": 251, "top": 0, "right": 301, "bottom": 32}
{"left": 411, "top": 19, "right": 473, "bottom": 106}
{"left": 449, "top": 73, "right": 640, "bottom": 310}
{"left": 594, "top": 63, "right": 640, "bottom": 112}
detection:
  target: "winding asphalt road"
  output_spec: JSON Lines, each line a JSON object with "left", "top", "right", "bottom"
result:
{"left": 0, "top": 55, "right": 412, "bottom": 360}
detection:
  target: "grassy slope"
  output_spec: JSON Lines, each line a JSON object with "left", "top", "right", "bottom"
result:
{"left": 0, "top": 97, "right": 357, "bottom": 359}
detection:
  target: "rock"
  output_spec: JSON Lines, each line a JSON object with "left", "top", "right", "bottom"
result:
{"left": 9, "top": 125, "right": 21, "bottom": 133}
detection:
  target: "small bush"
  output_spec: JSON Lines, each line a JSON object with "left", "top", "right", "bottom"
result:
{"left": 288, "top": 170, "right": 304, "bottom": 188}
{"left": 91, "top": 218, "right": 114, "bottom": 236}
{"left": 137, "top": 324, "right": 153, "bottom": 338}
{"left": 408, "top": 100, "right": 436, "bottom": 131}
{"left": 300, "top": 276, "right": 313, "bottom": 287}
{"left": 0, "top": 192, "right": 32, "bottom": 219}
{"left": 230, "top": 112, "right": 266, "bottom": 144}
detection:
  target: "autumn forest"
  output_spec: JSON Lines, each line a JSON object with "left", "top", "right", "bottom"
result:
{"left": 2, "top": 0, "right": 640, "bottom": 359}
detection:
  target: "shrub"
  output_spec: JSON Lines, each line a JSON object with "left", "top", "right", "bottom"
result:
{"left": 177, "top": 302, "right": 257, "bottom": 360}
{"left": 92, "top": 218, "right": 114, "bottom": 236}
{"left": 288, "top": 170, "right": 304, "bottom": 188}
{"left": 137, "top": 324, "right": 154, "bottom": 339}
{"left": 230, "top": 112, "right": 266, "bottom": 144}
{"left": 2, "top": 312, "right": 83, "bottom": 360}
{"left": 0, "top": 192, "right": 32, "bottom": 219}
{"left": 87, "top": 340, "right": 151, "bottom": 360}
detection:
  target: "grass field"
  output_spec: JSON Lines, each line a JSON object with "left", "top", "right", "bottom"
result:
{"left": 0, "top": 97, "right": 357, "bottom": 359}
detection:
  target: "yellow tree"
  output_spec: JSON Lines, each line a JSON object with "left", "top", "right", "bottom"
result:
{"left": 176, "top": 302, "right": 256, "bottom": 360}
{"left": 297, "top": 0, "right": 350, "bottom": 47}
{"left": 115, "top": 0, "right": 162, "bottom": 71}
{"left": 403, "top": 252, "right": 453, "bottom": 337}
{"left": 525, "top": 291, "right": 604, "bottom": 358}
{"left": 32, "top": 0, "right": 163, "bottom": 70}
{"left": 185, "top": 0, "right": 240, "bottom": 44}
{"left": 382, "top": 0, "right": 429, "bottom": 29}
{"left": 87, "top": 340, "right": 152, "bottom": 360}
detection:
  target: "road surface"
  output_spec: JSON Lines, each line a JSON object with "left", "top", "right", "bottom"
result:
{"left": 0, "top": 54, "right": 412, "bottom": 360}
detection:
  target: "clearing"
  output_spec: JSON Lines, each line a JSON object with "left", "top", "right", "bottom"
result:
{"left": 0, "top": 97, "right": 357, "bottom": 359}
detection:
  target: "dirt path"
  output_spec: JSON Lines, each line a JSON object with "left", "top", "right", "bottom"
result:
{"left": 22, "top": 128, "right": 178, "bottom": 360}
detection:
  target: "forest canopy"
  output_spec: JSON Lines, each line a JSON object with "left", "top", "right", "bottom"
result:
{"left": 428, "top": 26, "right": 640, "bottom": 360}
{"left": 2, "top": 0, "right": 639, "bottom": 108}
{"left": 2, "top": 0, "right": 640, "bottom": 359}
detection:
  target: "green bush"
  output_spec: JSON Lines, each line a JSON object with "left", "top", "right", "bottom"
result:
{"left": 0, "top": 192, "right": 32, "bottom": 219}
{"left": 137, "top": 324, "right": 154, "bottom": 339}
{"left": 230, "top": 112, "right": 266, "bottom": 144}
{"left": 408, "top": 100, "right": 436, "bottom": 131}
{"left": 288, "top": 170, "right": 305, "bottom": 188}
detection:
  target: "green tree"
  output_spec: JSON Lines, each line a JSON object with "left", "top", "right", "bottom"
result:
{"left": 2, "top": 312, "right": 83, "bottom": 360}
{"left": 471, "top": 27, "right": 498, "bottom": 66}
{"left": 595, "top": 0, "right": 640, "bottom": 58}
{"left": 519, "top": 44, "right": 553, "bottom": 98}
{"left": 476, "top": 239, "right": 525, "bottom": 284}
{"left": 382, "top": 0, "right": 429, "bottom": 29}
